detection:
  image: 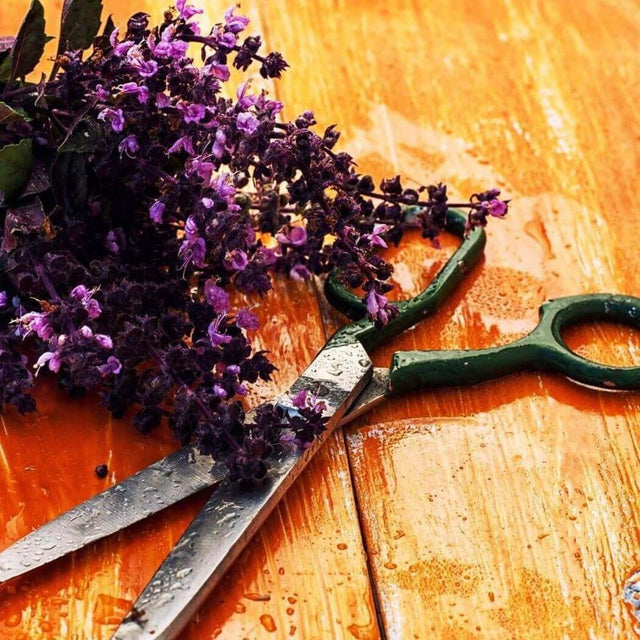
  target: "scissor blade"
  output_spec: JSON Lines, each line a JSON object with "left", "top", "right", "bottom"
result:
{"left": 339, "top": 367, "right": 390, "bottom": 427}
{"left": 0, "top": 445, "right": 223, "bottom": 585}
{"left": 111, "top": 340, "right": 372, "bottom": 640}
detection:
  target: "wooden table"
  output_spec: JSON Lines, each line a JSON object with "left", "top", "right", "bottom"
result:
{"left": 1, "top": 0, "right": 639, "bottom": 638}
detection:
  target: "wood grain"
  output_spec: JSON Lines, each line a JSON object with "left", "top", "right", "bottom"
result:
{"left": 1, "top": 0, "right": 640, "bottom": 638}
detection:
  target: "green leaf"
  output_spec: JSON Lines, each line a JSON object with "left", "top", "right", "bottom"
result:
{"left": 0, "top": 101, "right": 26, "bottom": 127}
{"left": 51, "top": 151, "right": 87, "bottom": 216}
{"left": 7, "top": 0, "right": 48, "bottom": 88}
{"left": 0, "top": 138, "right": 33, "bottom": 201}
{"left": 58, "top": 117, "right": 101, "bottom": 153}
{"left": 58, "top": 0, "right": 103, "bottom": 55}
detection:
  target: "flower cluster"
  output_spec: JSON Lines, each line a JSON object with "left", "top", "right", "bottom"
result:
{"left": 0, "top": 1, "right": 508, "bottom": 480}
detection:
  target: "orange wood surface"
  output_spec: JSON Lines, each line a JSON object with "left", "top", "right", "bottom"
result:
{"left": 1, "top": 0, "right": 640, "bottom": 638}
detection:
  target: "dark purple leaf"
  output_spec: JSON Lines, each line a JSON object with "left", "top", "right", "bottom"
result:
{"left": 2, "top": 197, "right": 45, "bottom": 252}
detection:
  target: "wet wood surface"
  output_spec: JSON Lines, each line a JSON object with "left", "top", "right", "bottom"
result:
{"left": 1, "top": 0, "right": 640, "bottom": 638}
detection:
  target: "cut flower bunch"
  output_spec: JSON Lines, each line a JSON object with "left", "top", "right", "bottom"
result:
{"left": 0, "top": 0, "right": 509, "bottom": 480}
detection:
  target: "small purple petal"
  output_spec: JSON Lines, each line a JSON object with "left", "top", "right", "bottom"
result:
{"left": 97, "top": 107, "right": 125, "bottom": 133}
{"left": 290, "top": 264, "right": 311, "bottom": 281}
{"left": 168, "top": 136, "right": 195, "bottom": 155}
{"left": 178, "top": 102, "right": 206, "bottom": 124}
{"left": 236, "top": 309, "right": 259, "bottom": 331}
{"left": 288, "top": 226, "right": 307, "bottom": 247}
{"left": 79, "top": 325, "right": 93, "bottom": 338}
{"left": 85, "top": 299, "right": 102, "bottom": 319}
{"left": 204, "top": 280, "right": 230, "bottom": 313}
{"left": 236, "top": 111, "right": 259, "bottom": 134}
{"left": 291, "top": 389, "right": 308, "bottom": 410}
{"left": 156, "top": 92, "right": 171, "bottom": 108}
{"left": 224, "top": 5, "right": 250, "bottom": 33}
{"left": 149, "top": 201, "right": 165, "bottom": 223}
{"left": 70, "top": 285, "right": 89, "bottom": 301}
{"left": 486, "top": 199, "right": 508, "bottom": 218}
{"left": 118, "top": 134, "right": 140, "bottom": 157}
{"left": 95, "top": 334, "right": 113, "bottom": 349}
{"left": 98, "top": 356, "right": 122, "bottom": 376}
{"left": 224, "top": 249, "right": 248, "bottom": 271}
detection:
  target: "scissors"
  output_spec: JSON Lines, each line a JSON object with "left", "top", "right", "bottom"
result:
{"left": 1, "top": 209, "right": 639, "bottom": 639}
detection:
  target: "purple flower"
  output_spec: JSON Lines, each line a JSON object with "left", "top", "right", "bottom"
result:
{"left": 70, "top": 285, "right": 102, "bottom": 318}
{"left": 190, "top": 157, "right": 215, "bottom": 183}
{"left": 277, "top": 225, "right": 307, "bottom": 247}
{"left": 206, "top": 63, "right": 230, "bottom": 81}
{"left": 0, "top": 291, "right": 7, "bottom": 308}
{"left": 117, "top": 82, "right": 149, "bottom": 104}
{"left": 236, "top": 111, "right": 259, "bottom": 135}
{"left": 211, "top": 172, "right": 235, "bottom": 199}
{"left": 363, "top": 223, "right": 388, "bottom": 248}
{"left": 365, "top": 290, "right": 397, "bottom": 324}
{"left": 179, "top": 237, "right": 206, "bottom": 270}
{"left": 95, "top": 334, "right": 114, "bottom": 349}
{"left": 208, "top": 315, "right": 232, "bottom": 346}
{"left": 224, "top": 249, "right": 248, "bottom": 271}
{"left": 34, "top": 350, "right": 62, "bottom": 374}
{"left": 97, "top": 107, "right": 125, "bottom": 133}
{"left": 257, "top": 246, "right": 277, "bottom": 267}
{"left": 137, "top": 85, "right": 150, "bottom": 104}
{"left": 212, "top": 129, "right": 226, "bottom": 158}
{"left": 136, "top": 59, "right": 159, "bottom": 78}
{"left": 226, "top": 364, "right": 240, "bottom": 375}
{"left": 155, "top": 92, "right": 171, "bottom": 108}
{"left": 178, "top": 102, "right": 206, "bottom": 124}
{"left": 224, "top": 5, "right": 250, "bottom": 33}
{"left": 168, "top": 136, "right": 195, "bottom": 155}
{"left": 109, "top": 28, "right": 134, "bottom": 57}
{"left": 236, "top": 82, "right": 256, "bottom": 110}
{"left": 177, "top": 0, "right": 203, "bottom": 20}
{"left": 212, "top": 26, "right": 237, "bottom": 49}
{"left": 484, "top": 199, "right": 508, "bottom": 218}
{"left": 290, "top": 264, "right": 311, "bottom": 281}
{"left": 85, "top": 298, "right": 102, "bottom": 319}
{"left": 118, "top": 135, "right": 140, "bottom": 157}
{"left": 98, "top": 356, "right": 122, "bottom": 376}
{"left": 117, "top": 82, "right": 139, "bottom": 95}
{"left": 70, "top": 285, "right": 89, "bottom": 301}
{"left": 204, "top": 279, "right": 229, "bottom": 313}
{"left": 94, "top": 84, "right": 110, "bottom": 102}
{"left": 213, "top": 384, "right": 227, "bottom": 398}
{"left": 79, "top": 325, "right": 93, "bottom": 338}
{"left": 17, "top": 311, "right": 53, "bottom": 341}
{"left": 151, "top": 25, "right": 189, "bottom": 59}
{"left": 149, "top": 200, "right": 165, "bottom": 223}
{"left": 237, "top": 309, "right": 259, "bottom": 331}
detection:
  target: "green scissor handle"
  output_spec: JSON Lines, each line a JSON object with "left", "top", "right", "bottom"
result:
{"left": 390, "top": 293, "right": 640, "bottom": 391}
{"left": 325, "top": 208, "right": 485, "bottom": 351}
{"left": 326, "top": 208, "right": 640, "bottom": 392}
